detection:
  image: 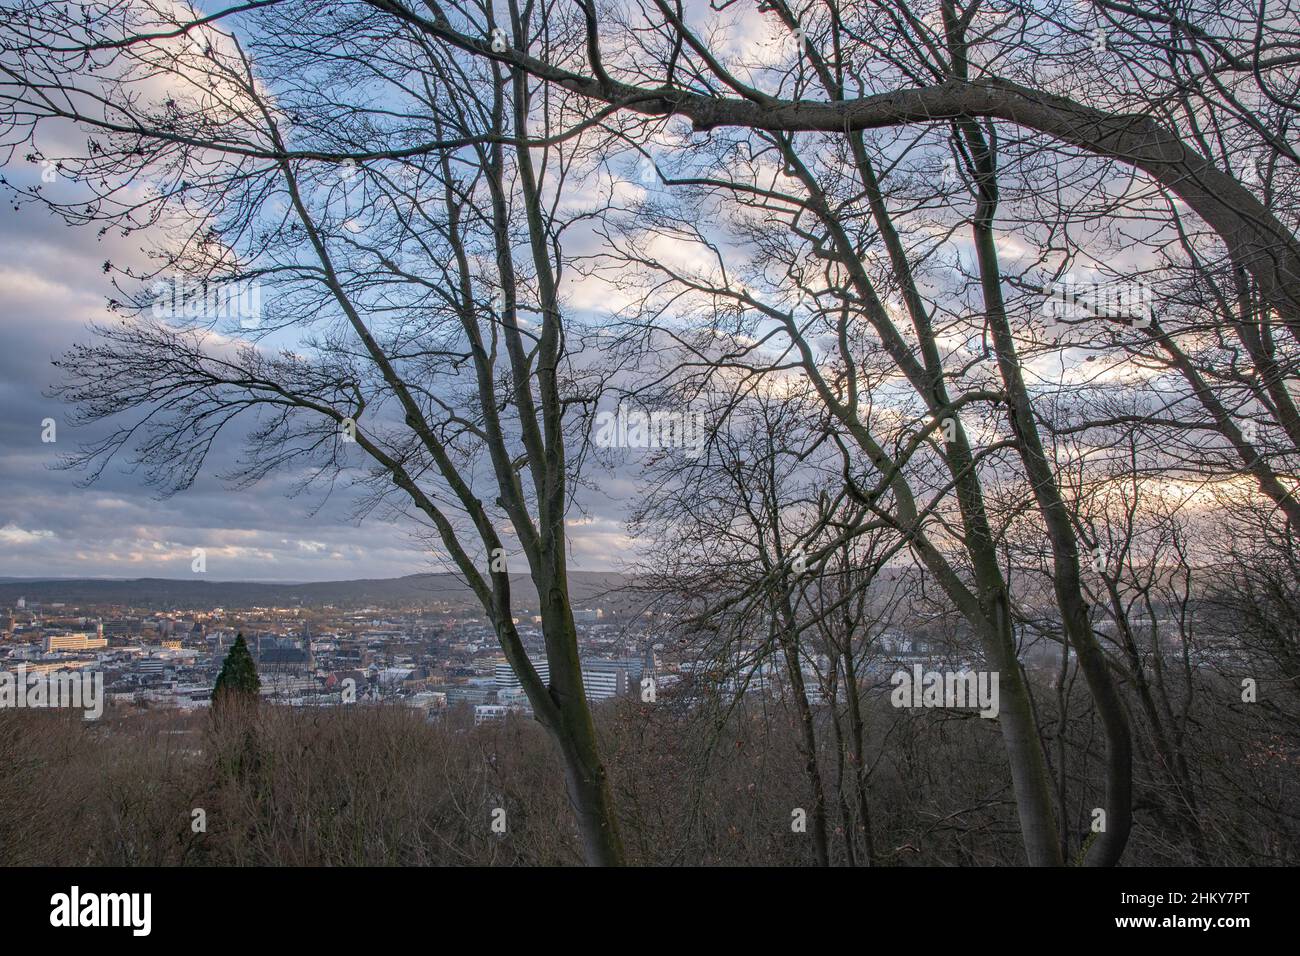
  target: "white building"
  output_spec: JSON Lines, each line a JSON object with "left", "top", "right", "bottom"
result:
{"left": 494, "top": 656, "right": 629, "bottom": 701}
{"left": 475, "top": 704, "right": 508, "bottom": 725}
{"left": 495, "top": 658, "right": 549, "bottom": 690}
{"left": 581, "top": 665, "right": 627, "bottom": 700}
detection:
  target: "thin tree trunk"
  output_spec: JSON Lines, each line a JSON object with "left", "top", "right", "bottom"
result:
{"left": 841, "top": 647, "right": 877, "bottom": 865}
{"left": 773, "top": 608, "right": 831, "bottom": 866}
{"left": 964, "top": 155, "right": 1134, "bottom": 865}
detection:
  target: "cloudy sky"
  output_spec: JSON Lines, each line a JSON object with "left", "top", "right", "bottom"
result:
{"left": 0, "top": 174, "right": 641, "bottom": 582}
{"left": 0, "top": 17, "right": 765, "bottom": 585}
{"left": 3, "top": 4, "right": 1072, "bottom": 585}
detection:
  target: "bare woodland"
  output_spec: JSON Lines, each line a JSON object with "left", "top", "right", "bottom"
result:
{"left": 0, "top": 0, "right": 1297, "bottom": 866}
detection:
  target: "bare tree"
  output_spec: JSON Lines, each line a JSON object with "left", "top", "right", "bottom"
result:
{"left": 1, "top": 0, "right": 625, "bottom": 863}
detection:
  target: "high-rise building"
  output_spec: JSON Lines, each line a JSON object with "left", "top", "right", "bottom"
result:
{"left": 495, "top": 656, "right": 629, "bottom": 701}
{"left": 495, "top": 658, "right": 550, "bottom": 690}
{"left": 580, "top": 663, "right": 628, "bottom": 700}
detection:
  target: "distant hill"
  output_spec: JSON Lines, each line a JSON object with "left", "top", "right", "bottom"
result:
{"left": 0, "top": 572, "right": 631, "bottom": 611}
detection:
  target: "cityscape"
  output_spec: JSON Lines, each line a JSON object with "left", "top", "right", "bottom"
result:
{"left": 0, "top": 581, "right": 654, "bottom": 720}
{"left": 0, "top": 574, "right": 997, "bottom": 721}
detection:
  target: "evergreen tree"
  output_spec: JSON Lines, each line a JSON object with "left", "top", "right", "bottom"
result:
{"left": 213, "top": 633, "right": 260, "bottom": 706}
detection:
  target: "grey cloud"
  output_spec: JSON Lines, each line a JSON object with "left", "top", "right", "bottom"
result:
{"left": 0, "top": 193, "right": 644, "bottom": 581}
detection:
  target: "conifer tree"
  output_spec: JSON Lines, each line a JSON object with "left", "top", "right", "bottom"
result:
{"left": 213, "top": 633, "right": 260, "bottom": 706}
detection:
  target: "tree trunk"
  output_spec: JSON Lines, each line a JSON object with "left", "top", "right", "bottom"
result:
{"left": 537, "top": 579, "right": 626, "bottom": 866}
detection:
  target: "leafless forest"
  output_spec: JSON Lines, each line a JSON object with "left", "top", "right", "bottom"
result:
{"left": 0, "top": 0, "right": 1298, "bottom": 867}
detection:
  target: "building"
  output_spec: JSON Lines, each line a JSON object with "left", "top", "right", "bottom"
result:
{"left": 495, "top": 658, "right": 550, "bottom": 690}
{"left": 474, "top": 705, "right": 508, "bottom": 725}
{"left": 595, "top": 655, "right": 650, "bottom": 683}
{"left": 497, "top": 686, "right": 530, "bottom": 707}
{"left": 405, "top": 691, "right": 447, "bottom": 715}
{"left": 256, "top": 635, "right": 314, "bottom": 675}
{"left": 444, "top": 685, "right": 495, "bottom": 706}
{"left": 401, "top": 667, "right": 434, "bottom": 691}
{"left": 43, "top": 632, "right": 108, "bottom": 653}
{"left": 494, "top": 656, "right": 632, "bottom": 702}
{"left": 581, "top": 662, "right": 629, "bottom": 700}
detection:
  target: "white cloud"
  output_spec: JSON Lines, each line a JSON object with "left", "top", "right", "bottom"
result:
{"left": 0, "top": 523, "right": 55, "bottom": 545}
